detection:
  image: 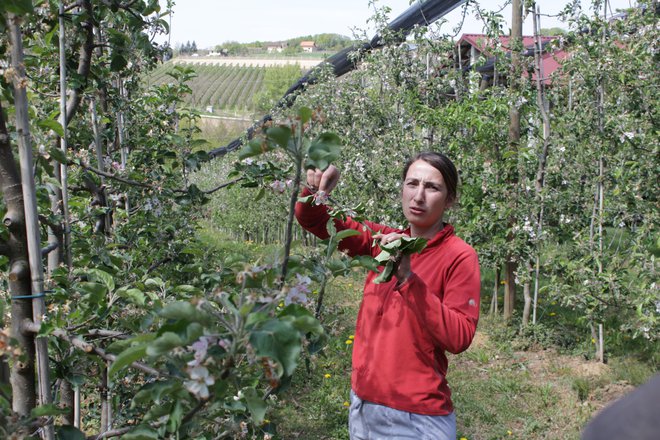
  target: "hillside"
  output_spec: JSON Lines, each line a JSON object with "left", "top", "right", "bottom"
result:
{"left": 144, "top": 61, "right": 307, "bottom": 114}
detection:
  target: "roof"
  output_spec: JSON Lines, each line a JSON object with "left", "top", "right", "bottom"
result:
{"left": 458, "top": 33, "right": 567, "bottom": 85}
{"left": 458, "top": 33, "right": 557, "bottom": 56}
{"left": 300, "top": 41, "right": 316, "bottom": 47}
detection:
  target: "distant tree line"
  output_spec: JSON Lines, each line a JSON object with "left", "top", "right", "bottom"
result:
{"left": 214, "top": 33, "right": 353, "bottom": 56}
{"left": 178, "top": 40, "right": 198, "bottom": 55}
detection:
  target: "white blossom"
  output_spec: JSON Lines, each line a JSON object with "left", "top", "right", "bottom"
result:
{"left": 184, "top": 366, "right": 215, "bottom": 399}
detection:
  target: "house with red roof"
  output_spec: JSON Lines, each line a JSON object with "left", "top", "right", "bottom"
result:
{"left": 456, "top": 33, "right": 567, "bottom": 88}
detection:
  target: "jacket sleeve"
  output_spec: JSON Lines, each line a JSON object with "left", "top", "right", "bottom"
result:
{"left": 397, "top": 249, "right": 481, "bottom": 354}
{"left": 294, "top": 187, "right": 397, "bottom": 257}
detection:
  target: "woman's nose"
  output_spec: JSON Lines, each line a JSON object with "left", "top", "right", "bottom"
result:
{"left": 413, "top": 186, "right": 425, "bottom": 201}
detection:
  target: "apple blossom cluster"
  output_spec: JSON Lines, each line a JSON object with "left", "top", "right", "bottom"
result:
{"left": 269, "top": 179, "right": 293, "bottom": 194}
{"left": 285, "top": 274, "right": 312, "bottom": 306}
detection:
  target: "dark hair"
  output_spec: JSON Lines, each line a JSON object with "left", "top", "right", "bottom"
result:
{"left": 402, "top": 151, "right": 459, "bottom": 202}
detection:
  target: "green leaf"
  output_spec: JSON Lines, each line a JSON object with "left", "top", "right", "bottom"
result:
{"left": 56, "top": 425, "right": 86, "bottom": 440}
{"left": 373, "top": 261, "right": 395, "bottom": 284}
{"left": 120, "top": 426, "right": 160, "bottom": 440}
{"left": 109, "top": 344, "right": 147, "bottom": 377}
{"left": 48, "top": 146, "right": 67, "bottom": 164}
{"left": 249, "top": 319, "right": 301, "bottom": 377}
{"left": 133, "top": 380, "right": 181, "bottom": 405}
{"left": 239, "top": 138, "right": 271, "bottom": 160}
{"left": 38, "top": 119, "right": 64, "bottom": 137}
{"left": 243, "top": 387, "right": 267, "bottom": 424}
{"left": 350, "top": 255, "right": 380, "bottom": 272}
{"left": 167, "top": 400, "right": 184, "bottom": 433}
{"left": 85, "top": 268, "right": 116, "bottom": 292}
{"left": 116, "top": 287, "right": 146, "bottom": 306}
{"left": 3, "top": 0, "right": 34, "bottom": 14}
{"left": 31, "top": 404, "right": 70, "bottom": 418}
{"left": 110, "top": 53, "right": 127, "bottom": 71}
{"left": 266, "top": 126, "right": 291, "bottom": 149}
{"left": 159, "top": 301, "right": 211, "bottom": 325}
{"left": 146, "top": 332, "right": 184, "bottom": 356}
{"left": 298, "top": 106, "right": 312, "bottom": 124}
{"left": 254, "top": 187, "right": 265, "bottom": 202}
{"left": 307, "top": 132, "right": 341, "bottom": 170}
{"left": 335, "top": 229, "right": 361, "bottom": 241}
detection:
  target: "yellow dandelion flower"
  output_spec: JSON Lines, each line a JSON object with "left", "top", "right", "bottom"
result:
{"left": 549, "top": 312, "right": 556, "bottom": 316}
{"left": 591, "top": 338, "right": 596, "bottom": 344}
{"left": 345, "top": 340, "right": 353, "bottom": 345}
{"left": 348, "top": 335, "right": 355, "bottom": 340}
{"left": 507, "top": 430, "right": 513, "bottom": 436}
{"left": 324, "top": 373, "right": 332, "bottom": 379}
{"left": 278, "top": 302, "right": 284, "bottom": 308}
{"left": 343, "top": 401, "right": 350, "bottom": 407}
{"left": 460, "top": 438, "right": 468, "bottom": 440}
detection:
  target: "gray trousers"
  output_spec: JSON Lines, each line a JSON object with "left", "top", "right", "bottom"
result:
{"left": 349, "top": 391, "right": 457, "bottom": 440}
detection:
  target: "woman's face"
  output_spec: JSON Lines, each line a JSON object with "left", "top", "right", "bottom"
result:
{"left": 402, "top": 160, "right": 453, "bottom": 238}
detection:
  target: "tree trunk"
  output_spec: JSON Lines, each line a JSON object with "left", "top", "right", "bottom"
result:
{"left": 522, "top": 261, "right": 532, "bottom": 326}
{"left": 504, "top": 0, "right": 523, "bottom": 321}
{"left": 490, "top": 267, "right": 500, "bottom": 315}
{"left": 0, "top": 96, "right": 37, "bottom": 420}
{"left": 8, "top": 14, "right": 55, "bottom": 438}
{"left": 59, "top": 379, "right": 75, "bottom": 425}
{"left": 532, "top": 5, "right": 551, "bottom": 324}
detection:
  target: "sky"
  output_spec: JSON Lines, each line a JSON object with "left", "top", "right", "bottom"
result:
{"left": 158, "top": 0, "right": 637, "bottom": 49}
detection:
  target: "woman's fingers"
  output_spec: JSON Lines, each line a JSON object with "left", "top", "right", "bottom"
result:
{"left": 307, "top": 166, "right": 339, "bottom": 194}
{"left": 319, "top": 165, "right": 340, "bottom": 193}
{"left": 306, "top": 168, "right": 323, "bottom": 191}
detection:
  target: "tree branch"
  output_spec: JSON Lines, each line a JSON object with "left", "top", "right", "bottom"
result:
{"left": 65, "top": 0, "right": 94, "bottom": 124}
{"left": 41, "top": 242, "right": 59, "bottom": 257}
{"left": 22, "top": 321, "right": 164, "bottom": 377}
{"left": 75, "top": 160, "right": 151, "bottom": 188}
{"left": 86, "top": 427, "right": 132, "bottom": 440}
{"left": 202, "top": 176, "right": 245, "bottom": 194}
{"left": 0, "top": 241, "right": 9, "bottom": 257}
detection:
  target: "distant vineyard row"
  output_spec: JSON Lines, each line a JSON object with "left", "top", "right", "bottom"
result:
{"left": 144, "top": 62, "right": 302, "bottom": 113}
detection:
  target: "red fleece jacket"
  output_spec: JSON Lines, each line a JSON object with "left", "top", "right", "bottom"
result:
{"left": 295, "top": 190, "right": 481, "bottom": 415}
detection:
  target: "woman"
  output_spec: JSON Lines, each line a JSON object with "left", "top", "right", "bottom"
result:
{"left": 295, "top": 152, "right": 481, "bottom": 440}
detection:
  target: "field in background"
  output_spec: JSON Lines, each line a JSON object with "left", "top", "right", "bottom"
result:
{"left": 145, "top": 60, "right": 305, "bottom": 114}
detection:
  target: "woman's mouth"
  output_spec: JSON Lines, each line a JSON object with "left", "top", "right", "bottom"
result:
{"left": 409, "top": 207, "right": 425, "bottom": 215}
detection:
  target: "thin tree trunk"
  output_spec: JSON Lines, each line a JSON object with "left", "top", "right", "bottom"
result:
{"left": 531, "top": 5, "right": 551, "bottom": 324}
{"left": 59, "top": 379, "right": 75, "bottom": 425}
{"left": 7, "top": 16, "right": 55, "bottom": 438}
{"left": 100, "top": 365, "right": 109, "bottom": 433}
{"left": 490, "top": 267, "right": 500, "bottom": 315}
{"left": 0, "top": 100, "right": 37, "bottom": 418}
{"left": 504, "top": 0, "right": 523, "bottom": 321}
{"left": 58, "top": 0, "right": 72, "bottom": 268}
{"left": 522, "top": 261, "right": 532, "bottom": 326}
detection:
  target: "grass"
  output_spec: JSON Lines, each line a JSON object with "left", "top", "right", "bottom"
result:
{"left": 197, "top": 228, "right": 657, "bottom": 440}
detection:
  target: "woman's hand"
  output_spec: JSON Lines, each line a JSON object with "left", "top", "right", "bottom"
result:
{"left": 306, "top": 165, "right": 340, "bottom": 195}
{"left": 374, "top": 232, "right": 412, "bottom": 283}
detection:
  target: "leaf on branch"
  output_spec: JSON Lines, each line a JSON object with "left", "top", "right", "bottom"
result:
{"left": 266, "top": 126, "right": 292, "bottom": 149}
{"left": 306, "top": 132, "right": 341, "bottom": 170}
{"left": 55, "top": 426, "right": 86, "bottom": 440}
{"left": 120, "top": 426, "right": 160, "bottom": 440}
{"left": 109, "top": 344, "right": 148, "bottom": 378}
{"left": 249, "top": 319, "right": 301, "bottom": 378}
{"left": 37, "top": 118, "right": 64, "bottom": 137}
{"left": 31, "top": 403, "right": 71, "bottom": 418}
{"left": 48, "top": 146, "right": 67, "bottom": 164}
{"left": 2, "top": 0, "right": 34, "bottom": 14}
{"left": 242, "top": 387, "right": 267, "bottom": 425}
